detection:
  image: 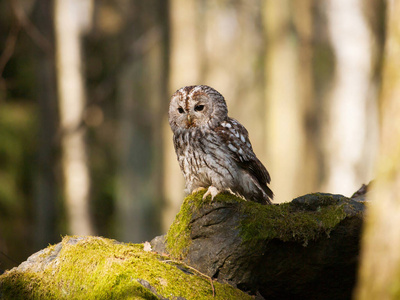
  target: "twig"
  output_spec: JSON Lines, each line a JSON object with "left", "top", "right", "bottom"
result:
{"left": 162, "top": 259, "right": 216, "bottom": 297}
{"left": 209, "top": 276, "right": 215, "bottom": 297}
{"left": 10, "top": 0, "right": 53, "bottom": 54}
{"left": 0, "top": 22, "right": 20, "bottom": 87}
{"left": 0, "top": 250, "right": 19, "bottom": 266}
{"left": 0, "top": 0, "right": 54, "bottom": 92}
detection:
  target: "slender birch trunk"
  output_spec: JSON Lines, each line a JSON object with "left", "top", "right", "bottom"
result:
{"left": 54, "top": 0, "right": 94, "bottom": 235}
{"left": 324, "top": 0, "right": 377, "bottom": 196}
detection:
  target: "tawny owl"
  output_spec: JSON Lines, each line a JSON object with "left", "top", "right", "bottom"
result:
{"left": 168, "top": 85, "right": 273, "bottom": 204}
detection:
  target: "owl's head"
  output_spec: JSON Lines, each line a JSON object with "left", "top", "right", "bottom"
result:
{"left": 169, "top": 85, "right": 228, "bottom": 131}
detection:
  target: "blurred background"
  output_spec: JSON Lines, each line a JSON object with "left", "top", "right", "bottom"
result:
{"left": 0, "top": 0, "right": 385, "bottom": 270}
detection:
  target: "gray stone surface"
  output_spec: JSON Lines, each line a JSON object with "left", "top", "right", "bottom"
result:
{"left": 151, "top": 193, "right": 366, "bottom": 300}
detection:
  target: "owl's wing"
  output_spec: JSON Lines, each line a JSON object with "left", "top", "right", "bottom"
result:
{"left": 215, "top": 118, "right": 271, "bottom": 186}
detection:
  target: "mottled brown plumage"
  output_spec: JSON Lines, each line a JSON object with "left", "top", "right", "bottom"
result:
{"left": 168, "top": 85, "right": 273, "bottom": 204}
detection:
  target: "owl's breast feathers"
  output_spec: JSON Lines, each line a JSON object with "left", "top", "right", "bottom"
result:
{"left": 172, "top": 128, "right": 215, "bottom": 187}
{"left": 172, "top": 119, "right": 273, "bottom": 203}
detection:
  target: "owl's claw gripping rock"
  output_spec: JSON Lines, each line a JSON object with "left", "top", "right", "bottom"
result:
{"left": 203, "top": 186, "right": 220, "bottom": 200}
{"left": 192, "top": 187, "right": 206, "bottom": 194}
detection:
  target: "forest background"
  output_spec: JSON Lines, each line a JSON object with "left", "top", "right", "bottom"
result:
{"left": 0, "top": 0, "right": 386, "bottom": 272}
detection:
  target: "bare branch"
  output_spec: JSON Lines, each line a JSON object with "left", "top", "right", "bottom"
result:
{"left": 0, "top": 22, "right": 20, "bottom": 91}
{"left": 10, "top": 0, "right": 53, "bottom": 54}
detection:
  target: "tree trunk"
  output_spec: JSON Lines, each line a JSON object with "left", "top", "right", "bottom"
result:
{"left": 356, "top": 1, "right": 400, "bottom": 298}
{"left": 33, "top": 0, "right": 59, "bottom": 248}
{"left": 116, "top": 0, "right": 169, "bottom": 242}
{"left": 323, "top": 0, "right": 377, "bottom": 196}
{"left": 263, "top": 0, "right": 309, "bottom": 202}
{"left": 54, "top": 0, "right": 94, "bottom": 235}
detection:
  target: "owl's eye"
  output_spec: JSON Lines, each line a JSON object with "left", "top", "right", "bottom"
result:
{"left": 178, "top": 107, "right": 184, "bottom": 114}
{"left": 194, "top": 105, "right": 204, "bottom": 112}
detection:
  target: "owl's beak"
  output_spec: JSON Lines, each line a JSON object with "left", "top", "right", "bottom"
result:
{"left": 187, "top": 114, "right": 193, "bottom": 125}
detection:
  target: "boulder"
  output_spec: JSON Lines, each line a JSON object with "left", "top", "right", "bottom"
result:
{"left": 0, "top": 191, "right": 366, "bottom": 300}
{"left": 151, "top": 191, "right": 365, "bottom": 300}
{"left": 0, "top": 236, "right": 251, "bottom": 299}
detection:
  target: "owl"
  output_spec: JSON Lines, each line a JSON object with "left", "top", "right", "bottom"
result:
{"left": 168, "top": 85, "right": 273, "bottom": 204}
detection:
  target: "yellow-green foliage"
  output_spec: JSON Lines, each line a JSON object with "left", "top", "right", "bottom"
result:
{"left": 0, "top": 236, "right": 251, "bottom": 300}
{"left": 166, "top": 191, "right": 348, "bottom": 256}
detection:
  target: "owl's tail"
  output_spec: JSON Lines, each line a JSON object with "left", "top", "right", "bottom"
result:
{"left": 251, "top": 168, "right": 274, "bottom": 204}
{"left": 249, "top": 180, "right": 273, "bottom": 205}
{"left": 260, "top": 184, "right": 274, "bottom": 204}
{"left": 239, "top": 171, "right": 273, "bottom": 204}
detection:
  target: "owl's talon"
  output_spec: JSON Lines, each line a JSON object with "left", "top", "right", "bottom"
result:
{"left": 192, "top": 187, "right": 206, "bottom": 194}
{"left": 202, "top": 186, "right": 220, "bottom": 200}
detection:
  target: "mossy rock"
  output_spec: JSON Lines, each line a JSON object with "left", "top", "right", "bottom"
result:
{"left": 0, "top": 236, "right": 252, "bottom": 300}
{"left": 0, "top": 192, "right": 365, "bottom": 300}
{"left": 152, "top": 191, "right": 365, "bottom": 300}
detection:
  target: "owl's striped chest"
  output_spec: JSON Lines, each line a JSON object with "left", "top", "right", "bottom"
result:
{"left": 174, "top": 129, "right": 209, "bottom": 173}
{"left": 173, "top": 128, "right": 236, "bottom": 191}
{"left": 174, "top": 129, "right": 216, "bottom": 182}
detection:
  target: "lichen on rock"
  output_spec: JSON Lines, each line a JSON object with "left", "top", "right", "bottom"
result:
{"left": 0, "top": 236, "right": 251, "bottom": 300}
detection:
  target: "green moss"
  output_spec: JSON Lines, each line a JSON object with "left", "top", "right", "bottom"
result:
{"left": 240, "top": 193, "right": 348, "bottom": 246}
{"left": 165, "top": 190, "right": 243, "bottom": 258}
{"left": 166, "top": 191, "right": 349, "bottom": 257}
{"left": 0, "top": 236, "right": 251, "bottom": 299}
{"left": 165, "top": 194, "right": 196, "bottom": 259}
